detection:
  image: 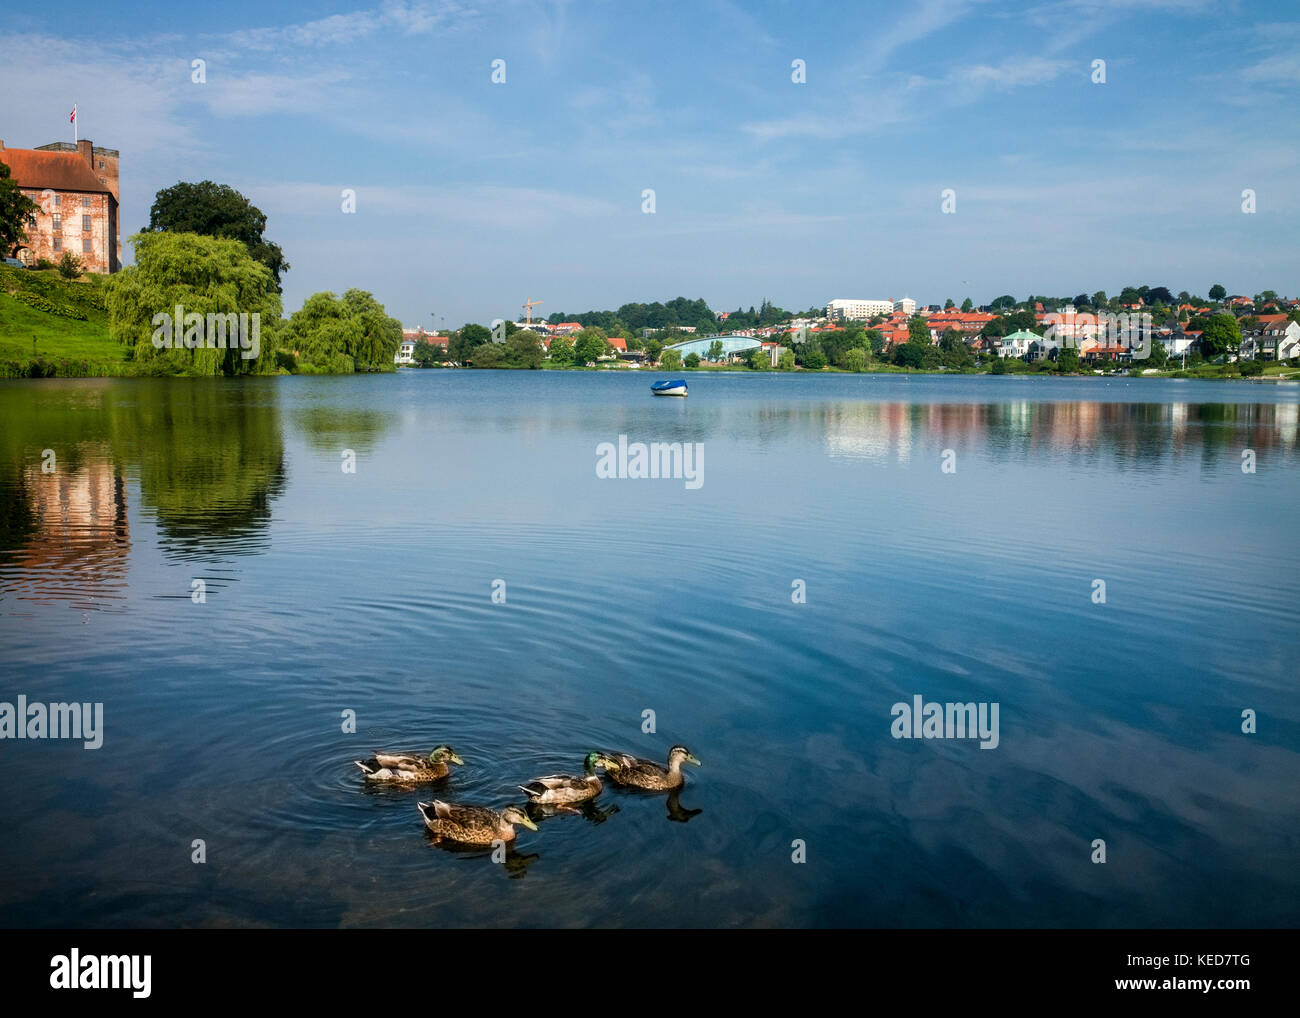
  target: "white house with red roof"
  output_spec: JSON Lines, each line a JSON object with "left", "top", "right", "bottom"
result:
{"left": 1240, "top": 315, "right": 1300, "bottom": 360}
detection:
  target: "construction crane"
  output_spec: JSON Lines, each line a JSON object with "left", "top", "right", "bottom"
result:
{"left": 522, "top": 299, "right": 543, "bottom": 327}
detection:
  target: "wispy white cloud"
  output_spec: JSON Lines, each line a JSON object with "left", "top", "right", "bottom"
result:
{"left": 742, "top": 56, "right": 1069, "bottom": 142}
{"left": 223, "top": 1, "right": 478, "bottom": 51}
{"left": 251, "top": 181, "right": 618, "bottom": 230}
{"left": 863, "top": 0, "right": 989, "bottom": 65}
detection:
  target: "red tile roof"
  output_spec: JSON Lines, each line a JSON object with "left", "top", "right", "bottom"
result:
{"left": 607, "top": 336, "right": 627, "bottom": 351}
{"left": 2, "top": 146, "right": 111, "bottom": 194}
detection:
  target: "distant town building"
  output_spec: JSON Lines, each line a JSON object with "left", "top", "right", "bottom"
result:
{"left": 825, "top": 298, "right": 894, "bottom": 321}
{"left": 893, "top": 298, "right": 916, "bottom": 316}
{"left": 1, "top": 138, "right": 120, "bottom": 273}
{"left": 1240, "top": 315, "right": 1300, "bottom": 361}
{"left": 924, "top": 310, "right": 996, "bottom": 341}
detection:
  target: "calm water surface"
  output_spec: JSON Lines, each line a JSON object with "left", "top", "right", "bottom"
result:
{"left": 1, "top": 371, "right": 1297, "bottom": 927}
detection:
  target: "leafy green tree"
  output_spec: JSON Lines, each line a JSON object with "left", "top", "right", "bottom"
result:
{"left": 573, "top": 332, "right": 607, "bottom": 364}
{"left": 802, "top": 349, "right": 826, "bottom": 370}
{"left": 106, "top": 231, "right": 282, "bottom": 375}
{"left": 279, "top": 288, "right": 400, "bottom": 372}
{"left": 1199, "top": 313, "right": 1240, "bottom": 360}
{"left": 450, "top": 323, "right": 491, "bottom": 362}
{"left": 746, "top": 347, "right": 770, "bottom": 370}
{"left": 961, "top": 297, "right": 973, "bottom": 312}
{"left": 411, "top": 339, "right": 442, "bottom": 367}
{"left": 1056, "top": 348, "right": 1081, "bottom": 373}
{"left": 644, "top": 338, "right": 664, "bottom": 363}
{"left": 777, "top": 348, "right": 796, "bottom": 370}
{"left": 684, "top": 352, "right": 701, "bottom": 368}
{"left": 941, "top": 342, "right": 974, "bottom": 370}
{"left": 0, "top": 159, "right": 37, "bottom": 257}
{"left": 707, "top": 339, "right": 724, "bottom": 361}
{"left": 547, "top": 336, "right": 574, "bottom": 365}
{"left": 843, "top": 348, "right": 867, "bottom": 372}
{"left": 57, "top": 251, "right": 83, "bottom": 279}
{"left": 990, "top": 295, "right": 1016, "bottom": 310}
{"left": 1001, "top": 310, "right": 1041, "bottom": 334}
{"left": 1092, "top": 291, "right": 1107, "bottom": 308}
{"left": 504, "top": 329, "right": 544, "bottom": 368}
{"left": 944, "top": 298, "right": 955, "bottom": 309}
{"left": 865, "top": 328, "right": 885, "bottom": 355}
{"left": 659, "top": 349, "right": 682, "bottom": 370}
{"left": 470, "top": 342, "right": 505, "bottom": 368}
{"left": 907, "top": 316, "right": 930, "bottom": 344}
{"left": 892, "top": 344, "right": 923, "bottom": 369}
{"left": 147, "top": 180, "right": 289, "bottom": 291}
{"left": 1208, "top": 283, "right": 1226, "bottom": 302}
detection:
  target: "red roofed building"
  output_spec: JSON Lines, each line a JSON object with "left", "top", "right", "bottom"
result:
{"left": 607, "top": 336, "right": 627, "bottom": 352}
{"left": 924, "top": 311, "right": 995, "bottom": 342}
{"left": 1, "top": 138, "right": 120, "bottom": 273}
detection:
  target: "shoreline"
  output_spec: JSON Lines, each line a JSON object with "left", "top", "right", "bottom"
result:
{"left": 4, "top": 364, "right": 1297, "bottom": 383}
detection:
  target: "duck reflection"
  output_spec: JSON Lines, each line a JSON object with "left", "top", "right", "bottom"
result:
{"left": 665, "top": 788, "right": 702, "bottom": 824}
{"left": 526, "top": 799, "right": 621, "bottom": 825}
{"left": 424, "top": 834, "right": 540, "bottom": 879}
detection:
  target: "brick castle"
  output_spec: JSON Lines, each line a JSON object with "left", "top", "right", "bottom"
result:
{"left": 1, "top": 138, "right": 120, "bottom": 273}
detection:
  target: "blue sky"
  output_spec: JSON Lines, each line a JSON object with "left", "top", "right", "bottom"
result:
{"left": 2, "top": 0, "right": 1296, "bottom": 327}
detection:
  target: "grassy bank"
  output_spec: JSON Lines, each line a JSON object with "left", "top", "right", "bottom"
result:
{"left": 0, "top": 267, "right": 131, "bottom": 377}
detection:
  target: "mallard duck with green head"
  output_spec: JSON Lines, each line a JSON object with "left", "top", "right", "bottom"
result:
{"left": 599, "top": 745, "right": 700, "bottom": 791}
{"left": 519, "top": 752, "right": 621, "bottom": 805}
{"left": 354, "top": 745, "right": 463, "bottom": 784}
{"left": 417, "top": 800, "right": 538, "bottom": 845}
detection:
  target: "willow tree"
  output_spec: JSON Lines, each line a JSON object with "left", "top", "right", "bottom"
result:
{"left": 105, "top": 231, "right": 281, "bottom": 375}
{"left": 280, "top": 289, "right": 401, "bottom": 373}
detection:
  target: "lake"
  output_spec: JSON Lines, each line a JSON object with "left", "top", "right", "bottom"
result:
{"left": 1, "top": 371, "right": 1297, "bottom": 928}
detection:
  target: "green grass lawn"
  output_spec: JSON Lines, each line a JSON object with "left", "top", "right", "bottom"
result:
{"left": 0, "top": 267, "right": 128, "bottom": 376}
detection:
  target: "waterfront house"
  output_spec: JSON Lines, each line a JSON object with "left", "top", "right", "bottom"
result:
{"left": 998, "top": 330, "right": 1037, "bottom": 359}
{"left": 1239, "top": 316, "right": 1300, "bottom": 360}
{"left": 2, "top": 138, "right": 120, "bottom": 272}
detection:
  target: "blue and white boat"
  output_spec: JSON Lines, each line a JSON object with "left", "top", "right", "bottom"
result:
{"left": 651, "top": 378, "right": 688, "bottom": 397}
